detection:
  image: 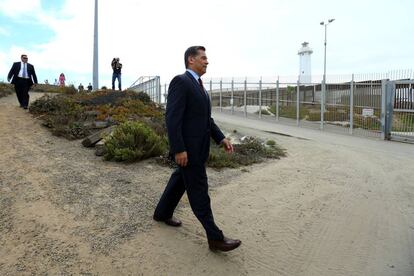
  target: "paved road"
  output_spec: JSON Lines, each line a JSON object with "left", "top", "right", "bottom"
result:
{"left": 213, "top": 111, "right": 414, "bottom": 158}
{"left": 212, "top": 111, "right": 414, "bottom": 276}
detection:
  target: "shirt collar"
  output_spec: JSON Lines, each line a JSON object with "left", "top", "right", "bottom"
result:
{"left": 186, "top": 69, "right": 200, "bottom": 81}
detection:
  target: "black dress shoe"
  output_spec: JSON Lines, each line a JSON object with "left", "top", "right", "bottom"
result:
{"left": 208, "top": 237, "right": 241, "bottom": 252}
{"left": 153, "top": 215, "right": 182, "bottom": 227}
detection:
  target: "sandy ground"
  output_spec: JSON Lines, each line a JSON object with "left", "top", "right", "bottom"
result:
{"left": 1, "top": 92, "right": 414, "bottom": 276}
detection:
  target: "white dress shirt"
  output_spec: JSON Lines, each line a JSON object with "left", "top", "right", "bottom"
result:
{"left": 18, "top": 62, "right": 29, "bottom": 78}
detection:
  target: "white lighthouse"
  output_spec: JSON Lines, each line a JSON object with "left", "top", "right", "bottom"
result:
{"left": 298, "top": 42, "right": 313, "bottom": 83}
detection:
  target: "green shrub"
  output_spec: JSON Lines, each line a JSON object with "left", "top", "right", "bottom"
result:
{"left": 31, "top": 84, "right": 77, "bottom": 94}
{"left": 392, "top": 113, "right": 414, "bottom": 131}
{"left": 30, "top": 94, "right": 80, "bottom": 114}
{"left": 29, "top": 94, "right": 88, "bottom": 139}
{"left": 0, "top": 82, "right": 14, "bottom": 98}
{"left": 266, "top": 139, "right": 276, "bottom": 146}
{"left": 269, "top": 105, "right": 309, "bottom": 119}
{"left": 104, "top": 121, "right": 167, "bottom": 162}
{"left": 307, "top": 112, "right": 322, "bottom": 121}
{"left": 208, "top": 146, "right": 241, "bottom": 168}
{"left": 307, "top": 111, "right": 349, "bottom": 122}
{"left": 207, "top": 137, "right": 286, "bottom": 169}
{"left": 29, "top": 91, "right": 165, "bottom": 140}
{"left": 353, "top": 115, "right": 381, "bottom": 130}
{"left": 135, "top": 92, "right": 151, "bottom": 104}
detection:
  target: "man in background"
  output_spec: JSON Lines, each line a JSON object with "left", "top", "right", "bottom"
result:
{"left": 78, "top": 83, "right": 84, "bottom": 92}
{"left": 7, "top": 54, "right": 38, "bottom": 109}
{"left": 111, "top": 57, "right": 122, "bottom": 91}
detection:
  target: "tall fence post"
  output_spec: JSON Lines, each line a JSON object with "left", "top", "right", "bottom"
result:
{"left": 219, "top": 79, "right": 222, "bottom": 112}
{"left": 231, "top": 78, "right": 234, "bottom": 114}
{"left": 164, "top": 83, "right": 167, "bottom": 103}
{"left": 313, "top": 84, "right": 316, "bottom": 103}
{"left": 259, "top": 77, "right": 262, "bottom": 118}
{"left": 386, "top": 80, "right": 395, "bottom": 140}
{"left": 276, "top": 77, "right": 279, "bottom": 121}
{"left": 157, "top": 76, "right": 161, "bottom": 104}
{"left": 321, "top": 79, "right": 326, "bottom": 130}
{"left": 296, "top": 79, "right": 300, "bottom": 126}
{"left": 244, "top": 78, "right": 247, "bottom": 117}
{"left": 381, "top": 79, "right": 392, "bottom": 140}
{"left": 350, "top": 74, "right": 354, "bottom": 135}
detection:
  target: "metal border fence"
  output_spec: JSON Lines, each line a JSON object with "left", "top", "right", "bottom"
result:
{"left": 129, "top": 76, "right": 162, "bottom": 104}
{"left": 136, "top": 70, "right": 414, "bottom": 142}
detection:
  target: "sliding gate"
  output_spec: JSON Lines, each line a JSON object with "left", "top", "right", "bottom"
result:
{"left": 385, "top": 80, "right": 414, "bottom": 142}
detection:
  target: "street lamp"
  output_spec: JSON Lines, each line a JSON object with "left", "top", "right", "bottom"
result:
{"left": 319, "top": 18, "right": 335, "bottom": 129}
{"left": 320, "top": 18, "right": 335, "bottom": 84}
{"left": 93, "top": 0, "right": 99, "bottom": 90}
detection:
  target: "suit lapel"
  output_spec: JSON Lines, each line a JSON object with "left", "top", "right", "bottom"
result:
{"left": 185, "top": 71, "right": 209, "bottom": 103}
{"left": 15, "top": 62, "right": 21, "bottom": 74}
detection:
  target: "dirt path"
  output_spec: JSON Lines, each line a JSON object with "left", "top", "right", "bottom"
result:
{"left": 1, "top": 93, "right": 413, "bottom": 275}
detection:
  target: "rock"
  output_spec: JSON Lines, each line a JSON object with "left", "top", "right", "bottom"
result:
{"left": 95, "top": 140, "right": 106, "bottom": 156}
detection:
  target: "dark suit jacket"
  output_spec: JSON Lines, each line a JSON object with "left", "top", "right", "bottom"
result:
{"left": 7, "top": 62, "right": 38, "bottom": 86}
{"left": 166, "top": 71, "right": 225, "bottom": 165}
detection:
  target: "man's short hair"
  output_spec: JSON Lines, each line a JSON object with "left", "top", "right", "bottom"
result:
{"left": 184, "top": 46, "right": 205, "bottom": 68}
{"left": 21, "top": 54, "right": 27, "bottom": 58}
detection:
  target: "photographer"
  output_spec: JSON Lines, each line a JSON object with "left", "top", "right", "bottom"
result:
{"left": 111, "top": 57, "right": 122, "bottom": 91}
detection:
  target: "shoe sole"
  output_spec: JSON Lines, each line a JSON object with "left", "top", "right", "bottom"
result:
{"left": 209, "top": 242, "right": 241, "bottom": 252}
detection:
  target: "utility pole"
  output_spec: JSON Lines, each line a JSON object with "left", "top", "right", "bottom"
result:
{"left": 93, "top": 0, "right": 99, "bottom": 90}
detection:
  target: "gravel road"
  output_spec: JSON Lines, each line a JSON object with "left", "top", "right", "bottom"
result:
{"left": 1, "top": 92, "right": 413, "bottom": 275}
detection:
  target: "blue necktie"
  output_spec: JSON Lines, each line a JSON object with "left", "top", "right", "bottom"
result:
{"left": 23, "top": 63, "right": 27, "bottom": 78}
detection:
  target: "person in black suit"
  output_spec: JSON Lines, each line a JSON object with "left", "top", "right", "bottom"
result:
{"left": 153, "top": 46, "right": 241, "bottom": 252}
{"left": 7, "top": 54, "right": 38, "bottom": 109}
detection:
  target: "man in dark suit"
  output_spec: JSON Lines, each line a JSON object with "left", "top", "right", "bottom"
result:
{"left": 7, "top": 54, "right": 38, "bottom": 109}
{"left": 153, "top": 46, "right": 241, "bottom": 252}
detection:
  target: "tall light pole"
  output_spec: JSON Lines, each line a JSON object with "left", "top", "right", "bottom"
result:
{"left": 93, "top": 0, "right": 99, "bottom": 90}
{"left": 319, "top": 18, "right": 335, "bottom": 129}
{"left": 320, "top": 18, "right": 335, "bottom": 85}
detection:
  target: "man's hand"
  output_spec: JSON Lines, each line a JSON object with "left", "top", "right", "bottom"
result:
{"left": 175, "top": 151, "right": 188, "bottom": 167}
{"left": 221, "top": 138, "right": 234, "bottom": 153}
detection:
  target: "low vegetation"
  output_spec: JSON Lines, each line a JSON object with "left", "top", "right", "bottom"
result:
{"left": 268, "top": 104, "right": 383, "bottom": 130}
{"left": 207, "top": 137, "right": 286, "bottom": 169}
{"left": 0, "top": 82, "right": 14, "bottom": 98}
{"left": 30, "top": 90, "right": 164, "bottom": 139}
{"left": 30, "top": 89, "right": 286, "bottom": 166}
{"left": 104, "top": 121, "right": 167, "bottom": 162}
{"left": 32, "top": 84, "right": 78, "bottom": 94}
{"left": 1, "top": 82, "right": 78, "bottom": 98}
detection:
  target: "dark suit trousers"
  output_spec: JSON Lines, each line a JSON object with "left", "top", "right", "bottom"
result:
{"left": 14, "top": 77, "right": 31, "bottom": 107}
{"left": 154, "top": 164, "right": 224, "bottom": 241}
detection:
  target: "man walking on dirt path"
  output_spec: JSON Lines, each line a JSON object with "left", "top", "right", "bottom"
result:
{"left": 7, "top": 54, "right": 38, "bottom": 109}
{"left": 153, "top": 46, "right": 241, "bottom": 252}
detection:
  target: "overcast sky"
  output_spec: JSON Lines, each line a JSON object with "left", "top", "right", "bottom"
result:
{"left": 0, "top": 0, "right": 413, "bottom": 88}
